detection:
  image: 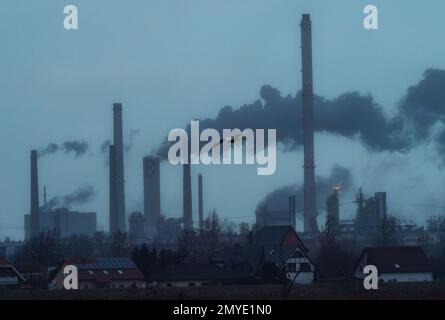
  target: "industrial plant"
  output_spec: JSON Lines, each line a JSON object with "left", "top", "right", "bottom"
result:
{"left": 15, "top": 12, "right": 445, "bottom": 256}
{"left": 1, "top": 8, "right": 445, "bottom": 302}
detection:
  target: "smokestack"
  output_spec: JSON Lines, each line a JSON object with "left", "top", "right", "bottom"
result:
{"left": 326, "top": 188, "right": 340, "bottom": 229}
{"left": 143, "top": 156, "right": 161, "bottom": 237}
{"left": 113, "top": 103, "right": 126, "bottom": 232}
{"left": 288, "top": 195, "right": 296, "bottom": 230}
{"left": 43, "top": 186, "right": 47, "bottom": 206}
{"left": 183, "top": 163, "right": 193, "bottom": 231}
{"left": 374, "top": 192, "right": 387, "bottom": 221}
{"left": 109, "top": 145, "right": 118, "bottom": 233}
{"left": 288, "top": 196, "right": 292, "bottom": 227}
{"left": 198, "top": 174, "right": 203, "bottom": 231}
{"left": 300, "top": 14, "right": 319, "bottom": 234}
{"left": 30, "top": 150, "right": 40, "bottom": 238}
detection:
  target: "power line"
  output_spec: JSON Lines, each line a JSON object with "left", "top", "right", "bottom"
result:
{"left": 388, "top": 203, "right": 445, "bottom": 209}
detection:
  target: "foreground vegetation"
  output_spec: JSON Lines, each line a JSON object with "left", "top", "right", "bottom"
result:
{"left": 2, "top": 282, "right": 445, "bottom": 300}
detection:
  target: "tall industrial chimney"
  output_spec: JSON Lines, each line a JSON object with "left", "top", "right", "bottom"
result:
{"left": 300, "top": 14, "right": 319, "bottom": 234}
{"left": 109, "top": 144, "right": 118, "bottom": 233}
{"left": 113, "top": 103, "right": 126, "bottom": 232}
{"left": 288, "top": 195, "right": 296, "bottom": 230}
{"left": 183, "top": 163, "right": 193, "bottom": 231}
{"left": 198, "top": 173, "right": 203, "bottom": 231}
{"left": 143, "top": 156, "right": 161, "bottom": 237}
{"left": 374, "top": 192, "right": 387, "bottom": 221}
{"left": 326, "top": 188, "right": 340, "bottom": 230}
{"left": 30, "top": 150, "right": 40, "bottom": 238}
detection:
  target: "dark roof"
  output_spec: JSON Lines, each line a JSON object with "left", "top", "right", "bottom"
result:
{"left": 264, "top": 245, "right": 303, "bottom": 265}
{"left": 148, "top": 263, "right": 238, "bottom": 282}
{"left": 359, "top": 246, "right": 431, "bottom": 274}
{"left": 253, "top": 225, "right": 307, "bottom": 251}
{"left": 0, "top": 257, "right": 11, "bottom": 267}
{"left": 211, "top": 245, "right": 264, "bottom": 274}
{"left": 0, "top": 256, "right": 26, "bottom": 283}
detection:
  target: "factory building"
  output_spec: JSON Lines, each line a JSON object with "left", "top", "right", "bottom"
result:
{"left": 157, "top": 217, "right": 183, "bottom": 243}
{"left": 325, "top": 187, "right": 340, "bottom": 231}
{"left": 26, "top": 150, "right": 96, "bottom": 240}
{"left": 143, "top": 156, "right": 161, "bottom": 238}
{"left": 355, "top": 190, "right": 388, "bottom": 234}
{"left": 129, "top": 211, "right": 144, "bottom": 241}
{"left": 255, "top": 205, "right": 294, "bottom": 228}
{"left": 24, "top": 208, "right": 96, "bottom": 240}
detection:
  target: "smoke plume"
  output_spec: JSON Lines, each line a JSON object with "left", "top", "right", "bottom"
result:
{"left": 154, "top": 68, "right": 445, "bottom": 160}
{"left": 39, "top": 140, "right": 89, "bottom": 157}
{"left": 256, "top": 165, "right": 353, "bottom": 215}
{"left": 100, "top": 140, "right": 111, "bottom": 154}
{"left": 40, "top": 184, "right": 97, "bottom": 211}
{"left": 125, "top": 129, "right": 141, "bottom": 153}
{"left": 100, "top": 129, "right": 141, "bottom": 155}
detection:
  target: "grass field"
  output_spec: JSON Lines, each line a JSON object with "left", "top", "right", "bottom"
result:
{"left": 1, "top": 281, "right": 445, "bottom": 300}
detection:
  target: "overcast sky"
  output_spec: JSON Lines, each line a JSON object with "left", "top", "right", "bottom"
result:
{"left": 1, "top": 0, "right": 445, "bottom": 240}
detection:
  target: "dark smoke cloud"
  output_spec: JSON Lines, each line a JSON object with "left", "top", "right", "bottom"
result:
{"left": 40, "top": 184, "right": 96, "bottom": 211}
{"left": 256, "top": 165, "right": 353, "bottom": 215}
{"left": 154, "top": 68, "right": 445, "bottom": 161}
{"left": 39, "top": 140, "right": 89, "bottom": 157}
{"left": 398, "top": 69, "right": 445, "bottom": 141}
{"left": 154, "top": 88, "right": 408, "bottom": 160}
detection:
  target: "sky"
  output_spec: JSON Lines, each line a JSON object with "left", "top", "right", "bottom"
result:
{"left": 1, "top": 0, "right": 445, "bottom": 239}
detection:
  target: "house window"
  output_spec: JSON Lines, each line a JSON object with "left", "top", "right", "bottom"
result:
{"left": 166, "top": 283, "right": 172, "bottom": 287}
{"left": 286, "top": 263, "right": 297, "bottom": 273}
{"left": 300, "top": 263, "right": 311, "bottom": 272}
{"left": 188, "top": 282, "right": 196, "bottom": 287}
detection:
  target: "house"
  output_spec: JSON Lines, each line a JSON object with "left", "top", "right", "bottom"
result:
{"left": 354, "top": 246, "right": 433, "bottom": 282}
{"left": 264, "top": 244, "right": 316, "bottom": 284}
{"left": 147, "top": 263, "right": 237, "bottom": 288}
{"left": 49, "top": 257, "right": 145, "bottom": 289}
{"left": 0, "top": 257, "right": 26, "bottom": 290}
{"left": 254, "top": 226, "right": 317, "bottom": 284}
